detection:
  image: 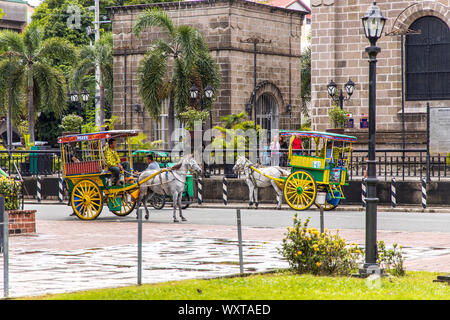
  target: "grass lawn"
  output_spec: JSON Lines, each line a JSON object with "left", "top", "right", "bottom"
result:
{"left": 24, "top": 270, "right": 450, "bottom": 300}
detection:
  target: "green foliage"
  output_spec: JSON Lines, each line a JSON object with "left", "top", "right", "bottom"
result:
{"left": 220, "top": 111, "right": 247, "bottom": 129}
{"left": 0, "top": 25, "right": 78, "bottom": 142}
{"left": 279, "top": 215, "right": 364, "bottom": 276}
{"left": 328, "top": 105, "right": 348, "bottom": 129}
{"left": 130, "top": 133, "right": 164, "bottom": 150}
{"left": 0, "top": 176, "right": 21, "bottom": 210}
{"left": 301, "top": 44, "right": 311, "bottom": 118}
{"left": 60, "top": 114, "right": 83, "bottom": 132}
{"left": 179, "top": 107, "right": 209, "bottom": 130}
{"left": 377, "top": 240, "right": 406, "bottom": 277}
{"left": 134, "top": 8, "right": 221, "bottom": 119}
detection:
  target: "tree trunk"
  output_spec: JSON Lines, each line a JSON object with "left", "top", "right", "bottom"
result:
{"left": 99, "top": 84, "right": 105, "bottom": 131}
{"left": 168, "top": 97, "right": 175, "bottom": 149}
{"left": 27, "top": 85, "right": 34, "bottom": 143}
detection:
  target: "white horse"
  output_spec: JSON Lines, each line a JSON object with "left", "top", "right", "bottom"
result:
{"left": 136, "top": 155, "right": 202, "bottom": 222}
{"left": 232, "top": 156, "right": 290, "bottom": 209}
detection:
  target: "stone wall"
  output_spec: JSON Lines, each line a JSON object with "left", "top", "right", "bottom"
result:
{"left": 109, "top": 0, "right": 306, "bottom": 143}
{"left": 310, "top": 0, "right": 450, "bottom": 149}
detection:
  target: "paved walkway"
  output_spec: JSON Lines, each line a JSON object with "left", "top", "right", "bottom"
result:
{"left": 1, "top": 213, "right": 450, "bottom": 298}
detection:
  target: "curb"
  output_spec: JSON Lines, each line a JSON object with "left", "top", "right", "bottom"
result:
{"left": 23, "top": 200, "right": 450, "bottom": 213}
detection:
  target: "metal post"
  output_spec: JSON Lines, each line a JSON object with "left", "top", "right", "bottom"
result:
{"left": 94, "top": 0, "right": 102, "bottom": 129}
{"left": 360, "top": 43, "right": 382, "bottom": 276}
{"left": 137, "top": 207, "right": 142, "bottom": 285}
{"left": 426, "top": 102, "right": 430, "bottom": 183}
{"left": 391, "top": 178, "right": 397, "bottom": 208}
{"left": 401, "top": 34, "right": 406, "bottom": 181}
{"left": 7, "top": 51, "right": 12, "bottom": 154}
{"left": 222, "top": 176, "right": 228, "bottom": 205}
{"left": 197, "top": 176, "right": 203, "bottom": 205}
{"left": 421, "top": 178, "right": 427, "bottom": 209}
{"left": 361, "top": 178, "right": 367, "bottom": 208}
{"left": 58, "top": 175, "right": 64, "bottom": 203}
{"left": 319, "top": 205, "right": 324, "bottom": 234}
{"left": 236, "top": 209, "right": 244, "bottom": 274}
{"left": 36, "top": 175, "right": 42, "bottom": 203}
{"left": 1, "top": 197, "right": 9, "bottom": 298}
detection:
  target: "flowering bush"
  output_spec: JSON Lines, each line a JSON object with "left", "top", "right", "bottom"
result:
{"left": 279, "top": 214, "right": 364, "bottom": 276}
{"left": 0, "top": 176, "right": 22, "bottom": 210}
{"left": 377, "top": 240, "right": 406, "bottom": 276}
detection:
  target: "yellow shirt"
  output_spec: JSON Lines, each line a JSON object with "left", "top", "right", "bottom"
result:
{"left": 104, "top": 147, "right": 121, "bottom": 168}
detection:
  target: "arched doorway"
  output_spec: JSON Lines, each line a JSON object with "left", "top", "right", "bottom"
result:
{"left": 256, "top": 93, "right": 279, "bottom": 142}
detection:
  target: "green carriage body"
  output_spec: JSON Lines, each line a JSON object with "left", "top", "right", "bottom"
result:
{"left": 279, "top": 130, "right": 356, "bottom": 210}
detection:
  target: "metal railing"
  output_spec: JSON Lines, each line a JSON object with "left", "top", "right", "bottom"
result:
{"left": 0, "top": 148, "right": 448, "bottom": 182}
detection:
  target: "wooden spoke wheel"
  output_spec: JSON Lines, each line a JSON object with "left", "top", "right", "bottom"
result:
{"left": 110, "top": 189, "right": 137, "bottom": 216}
{"left": 71, "top": 180, "right": 103, "bottom": 220}
{"left": 284, "top": 170, "right": 316, "bottom": 211}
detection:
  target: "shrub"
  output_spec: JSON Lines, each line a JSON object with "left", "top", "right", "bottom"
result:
{"left": 60, "top": 114, "right": 83, "bottom": 132}
{"left": 328, "top": 105, "right": 348, "bottom": 129}
{"left": 0, "top": 176, "right": 22, "bottom": 210}
{"left": 279, "top": 215, "right": 364, "bottom": 276}
{"left": 377, "top": 240, "right": 406, "bottom": 276}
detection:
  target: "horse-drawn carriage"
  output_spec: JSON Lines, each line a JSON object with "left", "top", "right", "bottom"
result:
{"left": 59, "top": 130, "right": 200, "bottom": 221}
{"left": 233, "top": 130, "right": 356, "bottom": 211}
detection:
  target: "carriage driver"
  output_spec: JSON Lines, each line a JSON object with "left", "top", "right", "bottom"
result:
{"left": 104, "top": 138, "right": 133, "bottom": 185}
{"left": 146, "top": 154, "right": 160, "bottom": 171}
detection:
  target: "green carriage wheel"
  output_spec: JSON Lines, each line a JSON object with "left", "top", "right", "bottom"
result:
{"left": 283, "top": 170, "right": 316, "bottom": 211}
{"left": 110, "top": 190, "right": 137, "bottom": 216}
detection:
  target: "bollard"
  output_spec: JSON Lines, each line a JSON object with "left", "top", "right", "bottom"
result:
{"left": 236, "top": 209, "right": 244, "bottom": 274}
{"left": 361, "top": 178, "right": 367, "bottom": 208}
{"left": 36, "top": 175, "right": 42, "bottom": 203}
{"left": 197, "top": 176, "right": 203, "bottom": 205}
{"left": 421, "top": 178, "right": 427, "bottom": 209}
{"left": 222, "top": 176, "right": 228, "bottom": 205}
{"left": 391, "top": 178, "right": 397, "bottom": 208}
{"left": 58, "top": 176, "right": 64, "bottom": 203}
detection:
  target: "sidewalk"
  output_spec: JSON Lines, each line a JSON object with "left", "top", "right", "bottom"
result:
{"left": 1, "top": 213, "right": 450, "bottom": 298}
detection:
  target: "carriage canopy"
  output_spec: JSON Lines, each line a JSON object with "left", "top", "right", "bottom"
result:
{"left": 57, "top": 130, "right": 139, "bottom": 144}
{"left": 280, "top": 130, "right": 357, "bottom": 142}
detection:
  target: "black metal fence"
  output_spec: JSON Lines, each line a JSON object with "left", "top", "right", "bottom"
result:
{"left": 1, "top": 148, "right": 448, "bottom": 182}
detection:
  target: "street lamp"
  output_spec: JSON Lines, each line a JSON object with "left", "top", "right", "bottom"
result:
{"left": 327, "top": 79, "right": 355, "bottom": 109}
{"left": 189, "top": 83, "right": 214, "bottom": 130}
{"left": 81, "top": 88, "right": 90, "bottom": 104}
{"left": 359, "top": 1, "right": 386, "bottom": 277}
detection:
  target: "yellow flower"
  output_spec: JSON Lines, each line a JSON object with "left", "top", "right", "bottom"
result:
{"left": 314, "top": 247, "right": 319, "bottom": 251}
{"left": 297, "top": 250, "right": 302, "bottom": 255}
{"left": 316, "top": 262, "right": 321, "bottom": 267}
{"left": 355, "top": 250, "right": 361, "bottom": 254}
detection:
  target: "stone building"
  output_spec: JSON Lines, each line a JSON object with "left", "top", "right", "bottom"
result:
{"left": 310, "top": 0, "right": 450, "bottom": 149}
{"left": 0, "top": 0, "right": 34, "bottom": 32}
{"left": 108, "top": 0, "right": 309, "bottom": 147}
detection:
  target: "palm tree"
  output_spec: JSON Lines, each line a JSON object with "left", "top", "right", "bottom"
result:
{"left": 71, "top": 32, "right": 113, "bottom": 129}
{"left": 133, "top": 7, "right": 221, "bottom": 142}
{"left": 0, "top": 26, "right": 77, "bottom": 142}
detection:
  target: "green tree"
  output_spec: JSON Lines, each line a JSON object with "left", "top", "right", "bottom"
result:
{"left": 133, "top": 7, "right": 221, "bottom": 139}
{"left": 301, "top": 44, "right": 311, "bottom": 120}
{"left": 71, "top": 32, "right": 113, "bottom": 129}
{"left": 0, "top": 26, "right": 78, "bottom": 142}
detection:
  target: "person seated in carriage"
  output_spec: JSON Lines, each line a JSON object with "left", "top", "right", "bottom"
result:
{"left": 146, "top": 154, "right": 160, "bottom": 171}
{"left": 291, "top": 135, "right": 303, "bottom": 156}
{"left": 104, "top": 138, "right": 133, "bottom": 185}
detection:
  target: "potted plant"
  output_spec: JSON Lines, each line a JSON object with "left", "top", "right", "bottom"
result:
{"left": 327, "top": 105, "right": 348, "bottom": 134}
{"left": 179, "top": 107, "right": 209, "bottom": 148}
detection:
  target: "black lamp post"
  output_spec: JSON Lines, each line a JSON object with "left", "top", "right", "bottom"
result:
{"left": 327, "top": 79, "right": 355, "bottom": 109}
{"left": 69, "top": 89, "right": 90, "bottom": 132}
{"left": 189, "top": 84, "right": 214, "bottom": 130}
{"left": 359, "top": 1, "right": 386, "bottom": 277}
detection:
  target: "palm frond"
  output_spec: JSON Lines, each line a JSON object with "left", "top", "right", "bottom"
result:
{"left": 133, "top": 7, "right": 175, "bottom": 37}
{"left": 23, "top": 25, "right": 42, "bottom": 57}
{"left": 0, "top": 30, "right": 24, "bottom": 54}
{"left": 33, "top": 62, "right": 67, "bottom": 117}
{"left": 173, "top": 57, "right": 190, "bottom": 116}
{"left": 71, "top": 58, "right": 95, "bottom": 89}
{"left": 137, "top": 48, "right": 168, "bottom": 118}
{"left": 38, "top": 37, "right": 78, "bottom": 65}
{"left": 175, "top": 25, "right": 199, "bottom": 70}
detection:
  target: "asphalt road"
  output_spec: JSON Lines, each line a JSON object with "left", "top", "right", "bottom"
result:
{"left": 24, "top": 203, "right": 450, "bottom": 234}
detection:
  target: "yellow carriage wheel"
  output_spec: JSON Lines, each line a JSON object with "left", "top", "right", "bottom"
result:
{"left": 284, "top": 170, "right": 316, "bottom": 211}
{"left": 71, "top": 180, "right": 103, "bottom": 220}
{"left": 110, "top": 190, "right": 137, "bottom": 216}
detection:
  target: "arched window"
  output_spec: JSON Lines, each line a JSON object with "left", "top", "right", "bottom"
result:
{"left": 405, "top": 16, "right": 450, "bottom": 101}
